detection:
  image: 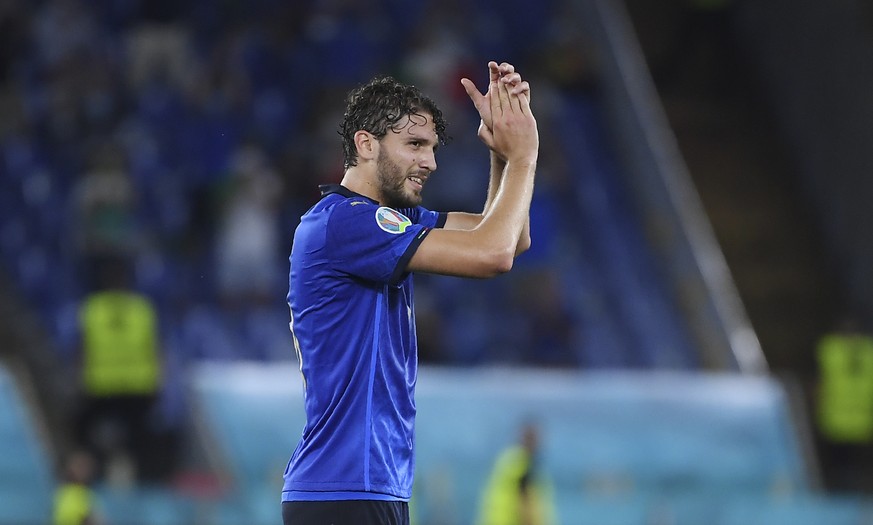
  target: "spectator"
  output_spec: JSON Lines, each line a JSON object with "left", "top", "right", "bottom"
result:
{"left": 71, "top": 143, "right": 141, "bottom": 283}
{"left": 476, "top": 421, "right": 557, "bottom": 525}
{"left": 213, "top": 143, "right": 284, "bottom": 306}
{"left": 74, "top": 256, "right": 176, "bottom": 484}
{"left": 53, "top": 450, "right": 103, "bottom": 525}
{"left": 815, "top": 313, "right": 873, "bottom": 493}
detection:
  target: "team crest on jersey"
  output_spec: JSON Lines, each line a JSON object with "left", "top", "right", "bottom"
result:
{"left": 375, "top": 207, "right": 411, "bottom": 234}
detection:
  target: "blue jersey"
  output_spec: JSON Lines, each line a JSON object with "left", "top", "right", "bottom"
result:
{"left": 283, "top": 184, "right": 446, "bottom": 502}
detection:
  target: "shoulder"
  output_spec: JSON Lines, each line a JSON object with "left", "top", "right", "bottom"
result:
{"left": 298, "top": 194, "right": 374, "bottom": 235}
{"left": 310, "top": 193, "right": 378, "bottom": 220}
{"left": 323, "top": 198, "right": 420, "bottom": 236}
{"left": 397, "top": 206, "right": 445, "bottom": 229}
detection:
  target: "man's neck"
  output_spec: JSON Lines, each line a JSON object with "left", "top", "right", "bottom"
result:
{"left": 340, "top": 168, "right": 382, "bottom": 204}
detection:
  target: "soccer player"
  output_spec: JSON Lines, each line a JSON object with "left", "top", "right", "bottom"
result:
{"left": 282, "top": 61, "right": 538, "bottom": 525}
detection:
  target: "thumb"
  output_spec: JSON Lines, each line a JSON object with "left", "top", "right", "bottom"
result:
{"left": 477, "top": 119, "right": 495, "bottom": 144}
{"left": 460, "top": 78, "right": 484, "bottom": 109}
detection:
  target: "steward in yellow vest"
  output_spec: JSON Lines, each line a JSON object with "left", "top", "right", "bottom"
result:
{"left": 80, "top": 288, "right": 161, "bottom": 397}
{"left": 814, "top": 317, "right": 873, "bottom": 494}
{"left": 817, "top": 327, "right": 873, "bottom": 443}
{"left": 75, "top": 257, "right": 165, "bottom": 483}
{"left": 476, "top": 423, "right": 557, "bottom": 525}
{"left": 53, "top": 451, "right": 101, "bottom": 525}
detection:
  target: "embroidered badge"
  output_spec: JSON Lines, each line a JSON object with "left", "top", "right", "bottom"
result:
{"left": 375, "top": 207, "right": 412, "bottom": 234}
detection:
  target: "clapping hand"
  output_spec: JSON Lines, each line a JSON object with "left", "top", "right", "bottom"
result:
{"left": 461, "top": 61, "right": 531, "bottom": 156}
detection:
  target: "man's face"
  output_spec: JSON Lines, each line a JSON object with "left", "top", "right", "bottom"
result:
{"left": 375, "top": 112, "right": 438, "bottom": 209}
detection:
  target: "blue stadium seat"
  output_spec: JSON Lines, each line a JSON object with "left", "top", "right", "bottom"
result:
{"left": 95, "top": 485, "right": 195, "bottom": 525}
{"left": 558, "top": 494, "right": 652, "bottom": 525}
{"left": 187, "top": 363, "right": 823, "bottom": 525}
{"left": 721, "top": 494, "right": 870, "bottom": 525}
{"left": 0, "top": 488, "right": 51, "bottom": 525}
{"left": 242, "top": 306, "right": 293, "bottom": 361}
{"left": 1, "top": 0, "right": 701, "bottom": 371}
{"left": 191, "top": 362, "right": 304, "bottom": 490}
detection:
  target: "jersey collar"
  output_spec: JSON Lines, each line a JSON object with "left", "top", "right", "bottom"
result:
{"left": 318, "top": 184, "right": 378, "bottom": 204}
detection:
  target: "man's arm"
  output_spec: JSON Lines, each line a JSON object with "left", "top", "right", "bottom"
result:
{"left": 445, "top": 153, "right": 531, "bottom": 255}
{"left": 408, "top": 69, "right": 538, "bottom": 278}
{"left": 444, "top": 62, "right": 531, "bottom": 255}
{"left": 487, "top": 151, "right": 531, "bottom": 255}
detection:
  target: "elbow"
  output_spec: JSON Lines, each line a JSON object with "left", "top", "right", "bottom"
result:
{"left": 515, "top": 234, "right": 531, "bottom": 256}
{"left": 480, "top": 248, "right": 515, "bottom": 277}
{"left": 493, "top": 254, "right": 515, "bottom": 275}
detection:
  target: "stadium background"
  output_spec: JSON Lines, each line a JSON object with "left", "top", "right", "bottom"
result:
{"left": 2, "top": 0, "right": 873, "bottom": 523}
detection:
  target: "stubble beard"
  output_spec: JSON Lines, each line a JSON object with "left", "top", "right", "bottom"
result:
{"left": 377, "top": 150, "right": 421, "bottom": 209}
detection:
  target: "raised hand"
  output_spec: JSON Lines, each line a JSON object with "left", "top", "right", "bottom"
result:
{"left": 487, "top": 64, "right": 538, "bottom": 165}
{"left": 461, "top": 61, "right": 531, "bottom": 152}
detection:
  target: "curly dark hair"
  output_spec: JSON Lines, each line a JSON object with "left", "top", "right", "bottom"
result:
{"left": 339, "top": 76, "right": 448, "bottom": 169}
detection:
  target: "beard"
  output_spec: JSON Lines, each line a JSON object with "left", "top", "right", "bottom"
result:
{"left": 376, "top": 150, "right": 422, "bottom": 209}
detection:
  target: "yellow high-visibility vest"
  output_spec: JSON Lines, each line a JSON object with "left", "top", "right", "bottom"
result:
{"left": 817, "top": 333, "right": 873, "bottom": 443}
{"left": 80, "top": 290, "right": 161, "bottom": 396}
{"left": 53, "top": 483, "right": 93, "bottom": 525}
{"left": 476, "top": 447, "right": 556, "bottom": 525}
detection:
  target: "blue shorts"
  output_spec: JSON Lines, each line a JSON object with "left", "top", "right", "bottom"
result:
{"left": 282, "top": 500, "right": 409, "bottom": 525}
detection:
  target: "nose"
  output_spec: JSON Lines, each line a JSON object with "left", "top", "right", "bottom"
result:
{"left": 420, "top": 149, "right": 437, "bottom": 172}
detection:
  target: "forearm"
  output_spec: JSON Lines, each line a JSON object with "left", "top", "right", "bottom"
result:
{"left": 487, "top": 152, "right": 531, "bottom": 255}
{"left": 483, "top": 151, "right": 505, "bottom": 215}
{"left": 408, "top": 63, "right": 537, "bottom": 278}
{"left": 476, "top": 158, "right": 536, "bottom": 257}
{"left": 409, "top": 157, "right": 535, "bottom": 278}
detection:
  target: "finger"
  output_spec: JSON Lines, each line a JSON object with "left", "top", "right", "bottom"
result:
{"left": 507, "top": 79, "right": 523, "bottom": 114}
{"left": 496, "top": 72, "right": 511, "bottom": 114}
{"left": 517, "top": 83, "right": 533, "bottom": 116}
{"left": 491, "top": 70, "right": 504, "bottom": 116}
{"left": 460, "top": 78, "right": 484, "bottom": 108}
{"left": 488, "top": 61, "right": 500, "bottom": 84}
{"left": 477, "top": 119, "right": 494, "bottom": 145}
{"left": 510, "top": 80, "right": 531, "bottom": 101}
{"left": 462, "top": 77, "right": 495, "bottom": 129}
{"left": 500, "top": 72, "right": 522, "bottom": 86}
{"left": 498, "top": 62, "right": 515, "bottom": 76}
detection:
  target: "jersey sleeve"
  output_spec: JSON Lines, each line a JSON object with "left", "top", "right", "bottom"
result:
{"left": 327, "top": 200, "right": 435, "bottom": 285}
{"left": 402, "top": 206, "right": 447, "bottom": 230}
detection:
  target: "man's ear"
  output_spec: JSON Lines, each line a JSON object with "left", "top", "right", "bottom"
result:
{"left": 354, "top": 131, "right": 378, "bottom": 162}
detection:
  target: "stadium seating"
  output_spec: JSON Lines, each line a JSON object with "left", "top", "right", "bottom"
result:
{"left": 185, "top": 362, "right": 872, "bottom": 525}
{"left": 4, "top": 2, "right": 865, "bottom": 524}
{"left": 0, "top": 0, "right": 698, "bottom": 370}
{"left": 94, "top": 486, "right": 194, "bottom": 525}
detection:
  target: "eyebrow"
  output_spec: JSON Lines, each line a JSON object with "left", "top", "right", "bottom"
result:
{"left": 406, "top": 129, "right": 438, "bottom": 146}
{"left": 393, "top": 114, "right": 439, "bottom": 148}
{"left": 414, "top": 136, "right": 439, "bottom": 153}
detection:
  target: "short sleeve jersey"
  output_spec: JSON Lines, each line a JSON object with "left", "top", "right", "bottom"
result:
{"left": 282, "top": 184, "right": 446, "bottom": 502}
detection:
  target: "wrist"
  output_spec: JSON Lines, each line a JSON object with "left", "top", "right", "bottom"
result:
{"left": 505, "top": 154, "right": 538, "bottom": 168}
{"left": 490, "top": 150, "right": 507, "bottom": 165}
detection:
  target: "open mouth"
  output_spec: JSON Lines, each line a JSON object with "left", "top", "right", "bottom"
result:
{"left": 408, "top": 175, "right": 425, "bottom": 190}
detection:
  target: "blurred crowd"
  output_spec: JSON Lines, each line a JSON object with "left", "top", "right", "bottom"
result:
{"left": 0, "top": 0, "right": 606, "bottom": 371}
{"left": 0, "top": 0, "right": 719, "bottom": 502}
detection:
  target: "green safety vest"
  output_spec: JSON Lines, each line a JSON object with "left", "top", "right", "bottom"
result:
{"left": 53, "top": 484, "right": 93, "bottom": 525}
{"left": 476, "top": 447, "right": 556, "bottom": 525}
{"left": 817, "top": 333, "right": 873, "bottom": 443}
{"left": 80, "top": 290, "right": 161, "bottom": 396}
